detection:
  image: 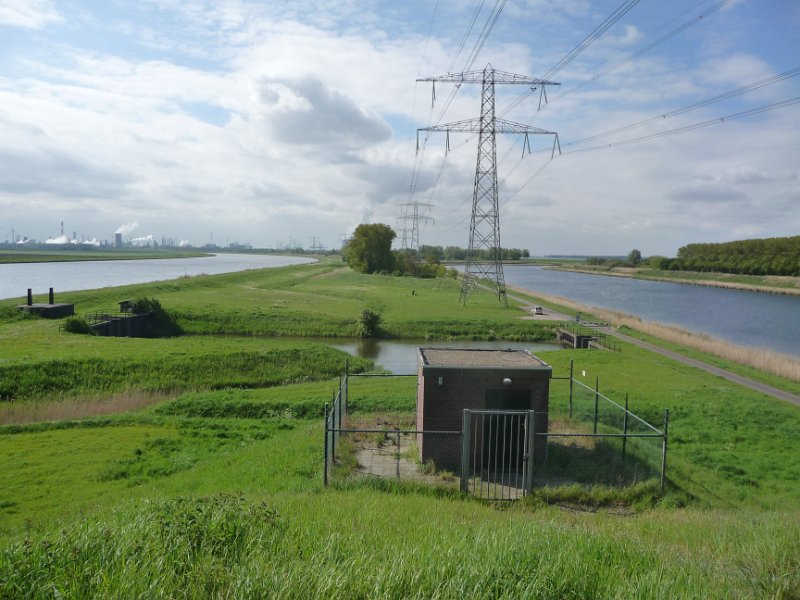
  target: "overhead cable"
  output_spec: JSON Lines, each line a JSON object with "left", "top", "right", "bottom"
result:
{"left": 565, "top": 66, "right": 800, "bottom": 148}
{"left": 562, "top": 96, "right": 800, "bottom": 154}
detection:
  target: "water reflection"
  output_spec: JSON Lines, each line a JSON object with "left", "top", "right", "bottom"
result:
{"left": 327, "top": 338, "right": 560, "bottom": 374}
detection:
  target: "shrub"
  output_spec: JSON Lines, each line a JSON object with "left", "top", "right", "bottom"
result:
{"left": 359, "top": 309, "right": 382, "bottom": 338}
{"left": 63, "top": 317, "right": 91, "bottom": 334}
{"left": 131, "top": 297, "right": 182, "bottom": 337}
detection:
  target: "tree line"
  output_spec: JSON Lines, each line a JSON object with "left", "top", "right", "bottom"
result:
{"left": 656, "top": 236, "right": 800, "bottom": 276}
{"left": 342, "top": 224, "right": 531, "bottom": 277}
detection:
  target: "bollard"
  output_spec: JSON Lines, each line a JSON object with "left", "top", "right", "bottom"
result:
{"left": 49, "top": 287, "right": 54, "bottom": 304}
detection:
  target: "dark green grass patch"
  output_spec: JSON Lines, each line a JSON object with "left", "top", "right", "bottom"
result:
{"left": 0, "top": 344, "right": 370, "bottom": 402}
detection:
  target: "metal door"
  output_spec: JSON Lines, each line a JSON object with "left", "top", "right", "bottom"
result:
{"left": 460, "top": 409, "right": 536, "bottom": 499}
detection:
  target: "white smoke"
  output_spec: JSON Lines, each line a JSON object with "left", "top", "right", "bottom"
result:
{"left": 45, "top": 235, "right": 71, "bottom": 244}
{"left": 179, "top": 240, "right": 190, "bottom": 247}
{"left": 81, "top": 238, "right": 101, "bottom": 247}
{"left": 115, "top": 221, "right": 138, "bottom": 235}
{"left": 130, "top": 234, "right": 154, "bottom": 246}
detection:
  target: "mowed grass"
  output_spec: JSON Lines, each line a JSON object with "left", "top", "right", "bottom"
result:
{"left": 0, "top": 259, "right": 556, "bottom": 341}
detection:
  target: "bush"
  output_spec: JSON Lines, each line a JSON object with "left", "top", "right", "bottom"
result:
{"left": 63, "top": 317, "right": 91, "bottom": 334}
{"left": 131, "top": 297, "right": 182, "bottom": 337}
{"left": 359, "top": 309, "right": 382, "bottom": 338}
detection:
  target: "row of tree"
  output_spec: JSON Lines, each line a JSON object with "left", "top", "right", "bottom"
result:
{"left": 582, "top": 238, "right": 799, "bottom": 277}
{"left": 342, "top": 224, "right": 531, "bottom": 277}
{"left": 665, "top": 236, "right": 800, "bottom": 276}
{"left": 417, "top": 245, "right": 530, "bottom": 262}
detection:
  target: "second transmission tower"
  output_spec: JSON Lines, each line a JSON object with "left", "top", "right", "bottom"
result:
{"left": 418, "top": 64, "right": 560, "bottom": 305}
{"left": 398, "top": 201, "right": 434, "bottom": 251}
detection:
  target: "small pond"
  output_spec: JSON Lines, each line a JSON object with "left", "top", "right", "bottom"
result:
{"left": 325, "top": 338, "right": 561, "bottom": 374}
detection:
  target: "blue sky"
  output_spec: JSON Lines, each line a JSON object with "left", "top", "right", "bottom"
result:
{"left": 0, "top": 0, "right": 798, "bottom": 255}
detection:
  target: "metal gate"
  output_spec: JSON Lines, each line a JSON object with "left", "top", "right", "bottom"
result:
{"left": 460, "top": 409, "right": 537, "bottom": 500}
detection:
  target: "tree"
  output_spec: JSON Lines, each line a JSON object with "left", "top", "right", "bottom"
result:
{"left": 345, "top": 224, "right": 396, "bottom": 274}
{"left": 627, "top": 249, "right": 642, "bottom": 265}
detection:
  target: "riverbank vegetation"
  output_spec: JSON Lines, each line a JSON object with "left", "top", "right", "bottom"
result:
{"left": 557, "top": 235, "right": 800, "bottom": 292}
{"left": 1, "top": 260, "right": 799, "bottom": 597}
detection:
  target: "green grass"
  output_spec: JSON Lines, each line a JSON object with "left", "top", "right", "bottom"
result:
{"left": 1, "top": 260, "right": 800, "bottom": 597}
{"left": 0, "top": 260, "right": 556, "bottom": 340}
{"left": 2, "top": 478, "right": 798, "bottom": 598}
{"left": 0, "top": 339, "right": 371, "bottom": 402}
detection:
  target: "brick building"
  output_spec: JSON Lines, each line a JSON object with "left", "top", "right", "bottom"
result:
{"left": 416, "top": 348, "right": 552, "bottom": 473}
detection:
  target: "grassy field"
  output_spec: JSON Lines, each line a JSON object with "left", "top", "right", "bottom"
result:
{"left": 1, "top": 261, "right": 799, "bottom": 598}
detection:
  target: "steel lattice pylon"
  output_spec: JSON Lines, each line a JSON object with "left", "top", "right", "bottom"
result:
{"left": 418, "top": 65, "right": 560, "bottom": 304}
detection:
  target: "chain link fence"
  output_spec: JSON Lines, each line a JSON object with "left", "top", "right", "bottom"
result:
{"left": 325, "top": 362, "right": 668, "bottom": 497}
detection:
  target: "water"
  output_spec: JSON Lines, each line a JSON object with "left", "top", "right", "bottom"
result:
{"left": 327, "top": 338, "right": 560, "bottom": 374}
{"left": 503, "top": 265, "right": 800, "bottom": 357}
{"left": 0, "top": 253, "right": 314, "bottom": 300}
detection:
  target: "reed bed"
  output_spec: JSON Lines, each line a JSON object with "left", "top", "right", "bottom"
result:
{"left": 0, "top": 390, "right": 171, "bottom": 425}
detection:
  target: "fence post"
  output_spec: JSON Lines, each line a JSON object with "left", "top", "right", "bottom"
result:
{"left": 342, "top": 366, "right": 348, "bottom": 418}
{"left": 396, "top": 429, "right": 401, "bottom": 480}
{"left": 593, "top": 377, "right": 599, "bottom": 434}
{"left": 524, "top": 410, "right": 536, "bottom": 495}
{"left": 568, "top": 359, "right": 574, "bottom": 419}
{"left": 323, "top": 403, "right": 329, "bottom": 487}
{"left": 660, "top": 408, "right": 670, "bottom": 489}
{"left": 460, "top": 410, "right": 471, "bottom": 493}
{"left": 622, "top": 393, "right": 629, "bottom": 462}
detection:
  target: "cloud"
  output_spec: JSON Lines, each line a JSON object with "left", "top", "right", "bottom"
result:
{"left": 0, "top": 0, "right": 61, "bottom": 29}
{"left": 0, "top": 148, "right": 133, "bottom": 198}
{"left": 254, "top": 76, "right": 392, "bottom": 148}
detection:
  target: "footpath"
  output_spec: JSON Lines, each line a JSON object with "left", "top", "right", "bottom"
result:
{"left": 605, "top": 328, "right": 800, "bottom": 408}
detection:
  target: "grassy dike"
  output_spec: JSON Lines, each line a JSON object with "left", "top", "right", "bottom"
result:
{"left": 1, "top": 260, "right": 799, "bottom": 598}
{"left": 0, "top": 249, "right": 207, "bottom": 263}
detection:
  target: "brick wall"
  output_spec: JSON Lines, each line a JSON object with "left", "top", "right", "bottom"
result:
{"left": 417, "top": 366, "right": 550, "bottom": 473}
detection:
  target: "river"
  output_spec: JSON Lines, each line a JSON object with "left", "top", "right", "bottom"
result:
{"left": 503, "top": 265, "right": 800, "bottom": 357}
{"left": 0, "top": 253, "right": 314, "bottom": 300}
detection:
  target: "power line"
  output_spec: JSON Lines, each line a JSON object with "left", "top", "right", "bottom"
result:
{"left": 565, "top": 66, "right": 800, "bottom": 148}
{"left": 499, "top": 95, "right": 799, "bottom": 209}
{"left": 448, "top": 0, "right": 486, "bottom": 74}
{"left": 501, "top": 0, "right": 644, "bottom": 120}
{"left": 542, "top": 0, "right": 642, "bottom": 81}
{"left": 555, "top": 0, "right": 737, "bottom": 104}
{"left": 562, "top": 96, "right": 800, "bottom": 154}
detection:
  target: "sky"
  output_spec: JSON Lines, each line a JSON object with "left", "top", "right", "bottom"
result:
{"left": 0, "top": 0, "right": 798, "bottom": 256}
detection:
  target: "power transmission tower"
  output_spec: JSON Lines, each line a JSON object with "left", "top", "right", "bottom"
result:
{"left": 398, "top": 201, "right": 434, "bottom": 251}
{"left": 417, "top": 64, "right": 560, "bottom": 305}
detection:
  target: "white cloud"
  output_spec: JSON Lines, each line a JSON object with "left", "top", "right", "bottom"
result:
{"left": 0, "top": 0, "right": 61, "bottom": 29}
{"left": 0, "top": 1, "right": 798, "bottom": 254}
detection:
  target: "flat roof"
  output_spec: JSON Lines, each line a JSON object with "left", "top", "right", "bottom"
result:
{"left": 418, "top": 348, "right": 550, "bottom": 369}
